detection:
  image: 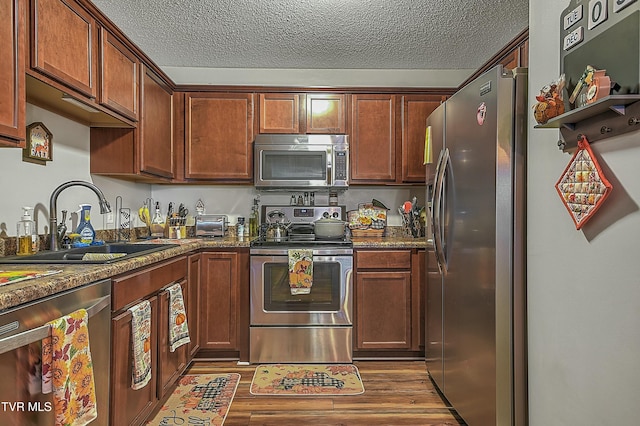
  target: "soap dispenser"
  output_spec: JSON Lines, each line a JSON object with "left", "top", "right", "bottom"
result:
{"left": 17, "top": 207, "right": 37, "bottom": 256}
{"left": 75, "top": 204, "right": 96, "bottom": 244}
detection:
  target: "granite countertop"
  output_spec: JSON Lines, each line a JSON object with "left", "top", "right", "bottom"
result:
{"left": 0, "top": 233, "right": 429, "bottom": 312}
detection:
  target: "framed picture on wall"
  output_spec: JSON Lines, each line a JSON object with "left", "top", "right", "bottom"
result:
{"left": 23, "top": 122, "right": 53, "bottom": 165}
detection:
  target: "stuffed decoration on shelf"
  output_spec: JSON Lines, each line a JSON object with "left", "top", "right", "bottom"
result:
{"left": 533, "top": 74, "right": 565, "bottom": 125}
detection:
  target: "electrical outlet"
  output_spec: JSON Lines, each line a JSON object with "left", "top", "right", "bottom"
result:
{"left": 106, "top": 213, "right": 114, "bottom": 224}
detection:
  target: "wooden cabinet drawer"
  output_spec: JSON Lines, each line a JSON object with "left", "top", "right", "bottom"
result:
{"left": 356, "top": 250, "right": 411, "bottom": 270}
{"left": 112, "top": 256, "right": 187, "bottom": 311}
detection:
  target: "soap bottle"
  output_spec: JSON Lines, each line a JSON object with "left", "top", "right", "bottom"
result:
{"left": 17, "top": 207, "right": 37, "bottom": 256}
{"left": 75, "top": 204, "right": 96, "bottom": 244}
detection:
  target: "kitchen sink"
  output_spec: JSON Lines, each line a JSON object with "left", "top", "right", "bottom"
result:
{"left": 0, "top": 243, "right": 179, "bottom": 264}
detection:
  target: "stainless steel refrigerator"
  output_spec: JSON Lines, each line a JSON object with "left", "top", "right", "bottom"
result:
{"left": 426, "top": 65, "right": 527, "bottom": 426}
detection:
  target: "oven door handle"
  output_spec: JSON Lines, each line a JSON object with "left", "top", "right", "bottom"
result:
{"left": 0, "top": 294, "right": 111, "bottom": 355}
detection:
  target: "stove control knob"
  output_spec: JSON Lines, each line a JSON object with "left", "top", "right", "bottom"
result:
{"left": 332, "top": 212, "right": 340, "bottom": 218}
{"left": 322, "top": 212, "right": 330, "bottom": 218}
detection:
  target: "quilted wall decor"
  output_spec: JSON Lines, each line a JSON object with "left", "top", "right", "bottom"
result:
{"left": 555, "top": 135, "right": 612, "bottom": 230}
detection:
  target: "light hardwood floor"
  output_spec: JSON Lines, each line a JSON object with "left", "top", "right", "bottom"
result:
{"left": 181, "top": 360, "right": 466, "bottom": 426}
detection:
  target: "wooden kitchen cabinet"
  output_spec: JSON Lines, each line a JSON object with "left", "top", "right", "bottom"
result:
{"left": 199, "top": 251, "right": 241, "bottom": 351}
{"left": 259, "top": 93, "right": 300, "bottom": 133}
{"left": 401, "top": 95, "right": 444, "bottom": 183}
{"left": 110, "top": 256, "right": 188, "bottom": 425}
{"left": 111, "top": 295, "right": 158, "bottom": 426}
{"left": 29, "top": 0, "right": 98, "bottom": 98}
{"left": 305, "top": 93, "right": 347, "bottom": 133}
{"left": 139, "top": 65, "right": 174, "bottom": 178}
{"left": 354, "top": 249, "right": 425, "bottom": 353}
{"left": 157, "top": 278, "right": 188, "bottom": 399}
{"left": 351, "top": 93, "right": 444, "bottom": 184}
{"left": 90, "top": 65, "right": 174, "bottom": 180}
{"left": 99, "top": 27, "right": 139, "bottom": 121}
{"left": 184, "top": 92, "right": 255, "bottom": 181}
{"left": 258, "top": 92, "right": 346, "bottom": 134}
{"left": 0, "top": 0, "right": 25, "bottom": 146}
{"left": 350, "top": 94, "right": 397, "bottom": 183}
{"left": 187, "top": 253, "right": 201, "bottom": 358}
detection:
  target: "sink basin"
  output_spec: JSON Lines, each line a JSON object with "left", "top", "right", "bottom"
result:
{"left": 0, "top": 243, "right": 179, "bottom": 264}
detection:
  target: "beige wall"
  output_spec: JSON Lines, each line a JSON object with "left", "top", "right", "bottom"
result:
{"left": 527, "top": 1, "right": 640, "bottom": 424}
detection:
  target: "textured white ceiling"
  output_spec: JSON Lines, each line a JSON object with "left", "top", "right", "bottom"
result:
{"left": 91, "top": 0, "right": 529, "bottom": 71}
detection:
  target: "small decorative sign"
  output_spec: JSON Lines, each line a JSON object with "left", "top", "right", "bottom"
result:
{"left": 23, "top": 122, "right": 53, "bottom": 165}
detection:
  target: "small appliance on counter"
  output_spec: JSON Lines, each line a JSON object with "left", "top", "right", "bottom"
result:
{"left": 195, "top": 214, "right": 228, "bottom": 237}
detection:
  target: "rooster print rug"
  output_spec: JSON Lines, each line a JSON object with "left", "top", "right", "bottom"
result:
{"left": 250, "top": 364, "right": 364, "bottom": 396}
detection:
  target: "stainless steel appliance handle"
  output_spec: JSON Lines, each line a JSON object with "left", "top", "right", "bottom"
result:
{"left": 432, "top": 148, "right": 450, "bottom": 274}
{"left": 0, "top": 294, "right": 111, "bottom": 355}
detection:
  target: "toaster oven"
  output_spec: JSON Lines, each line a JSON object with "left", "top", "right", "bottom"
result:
{"left": 195, "top": 214, "right": 228, "bottom": 237}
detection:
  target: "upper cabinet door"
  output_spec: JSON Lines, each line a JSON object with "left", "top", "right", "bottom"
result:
{"left": 259, "top": 93, "right": 300, "bottom": 134}
{"left": 185, "top": 92, "right": 255, "bottom": 181}
{"left": 99, "top": 27, "right": 138, "bottom": 121}
{"left": 0, "top": 0, "right": 25, "bottom": 146}
{"left": 306, "top": 93, "right": 346, "bottom": 134}
{"left": 30, "top": 0, "right": 98, "bottom": 98}
{"left": 401, "top": 95, "right": 444, "bottom": 183}
{"left": 350, "top": 94, "right": 397, "bottom": 183}
{"left": 140, "top": 66, "right": 174, "bottom": 178}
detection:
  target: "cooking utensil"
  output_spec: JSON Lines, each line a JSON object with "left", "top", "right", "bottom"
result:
{"left": 314, "top": 217, "right": 346, "bottom": 239}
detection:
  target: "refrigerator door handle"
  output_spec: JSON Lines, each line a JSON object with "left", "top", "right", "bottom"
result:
{"left": 432, "top": 148, "right": 450, "bottom": 274}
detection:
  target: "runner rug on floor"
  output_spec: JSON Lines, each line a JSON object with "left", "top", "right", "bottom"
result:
{"left": 147, "top": 373, "right": 240, "bottom": 426}
{"left": 250, "top": 364, "right": 365, "bottom": 396}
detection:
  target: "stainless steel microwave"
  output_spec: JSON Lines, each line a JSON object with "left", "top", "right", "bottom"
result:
{"left": 254, "top": 134, "right": 349, "bottom": 189}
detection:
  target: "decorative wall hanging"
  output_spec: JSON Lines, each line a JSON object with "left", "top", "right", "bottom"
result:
{"left": 555, "top": 135, "right": 612, "bottom": 229}
{"left": 533, "top": 74, "right": 565, "bottom": 125}
{"left": 23, "top": 122, "right": 53, "bottom": 165}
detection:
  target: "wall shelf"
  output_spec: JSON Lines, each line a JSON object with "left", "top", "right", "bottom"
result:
{"left": 534, "top": 95, "right": 640, "bottom": 150}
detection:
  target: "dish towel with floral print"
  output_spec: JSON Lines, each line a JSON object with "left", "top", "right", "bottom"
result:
{"left": 167, "top": 283, "right": 190, "bottom": 352}
{"left": 288, "top": 248, "right": 313, "bottom": 295}
{"left": 129, "top": 299, "right": 152, "bottom": 390}
{"left": 42, "top": 308, "right": 97, "bottom": 426}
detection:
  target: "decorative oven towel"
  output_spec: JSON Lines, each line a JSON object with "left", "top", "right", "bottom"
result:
{"left": 42, "top": 308, "right": 97, "bottom": 426}
{"left": 288, "top": 248, "right": 313, "bottom": 295}
{"left": 167, "top": 282, "right": 190, "bottom": 352}
{"left": 129, "top": 300, "right": 152, "bottom": 390}
{"left": 555, "top": 135, "right": 612, "bottom": 230}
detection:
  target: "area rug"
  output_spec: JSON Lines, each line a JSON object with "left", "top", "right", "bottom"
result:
{"left": 147, "top": 373, "right": 240, "bottom": 426}
{"left": 250, "top": 364, "right": 364, "bottom": 396}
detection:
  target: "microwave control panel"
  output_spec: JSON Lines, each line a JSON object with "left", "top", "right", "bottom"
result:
{"left": 334, "top": 151, "right": 348, "bottom": 181}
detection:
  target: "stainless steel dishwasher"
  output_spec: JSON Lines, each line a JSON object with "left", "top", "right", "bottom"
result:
{"left": 0, "top": 279, "right": 111, "bottom": 425}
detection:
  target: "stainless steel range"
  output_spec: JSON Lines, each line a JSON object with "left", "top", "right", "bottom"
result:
{"left": 250, "top": 205, "right": 353, "bottom": 364}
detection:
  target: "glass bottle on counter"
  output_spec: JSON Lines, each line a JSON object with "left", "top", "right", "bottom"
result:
{"left": 249, "top": 200, "right": 259, "bottom": 238}
{"left": 150, "top": 202, "right": 165, "bottom": 237}
{"left": 16, "top": 207, "right": 37, "bottom": 256}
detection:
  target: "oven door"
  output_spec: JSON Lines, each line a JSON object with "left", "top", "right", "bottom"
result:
{"left": 250, "top": 250, "right": 353, "bottom": 325}
{"left": 254, "top": 144, "right": 331, "bottom": 188}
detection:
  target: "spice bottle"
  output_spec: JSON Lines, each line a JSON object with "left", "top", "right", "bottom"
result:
{"left": 236, "top": 217, "right": 245, "bottom": 237}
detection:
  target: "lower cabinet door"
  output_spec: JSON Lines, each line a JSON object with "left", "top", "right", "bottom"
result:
{"left": 157, "top": 280, "right": 189, "bottom": 398}
{"left": 110, "top": 296, "right": 158, "bottom": 426}
{"left": 356, "top": 271, "right": 412, "bottom": 350}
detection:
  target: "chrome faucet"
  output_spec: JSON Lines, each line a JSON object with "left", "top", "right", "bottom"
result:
{"left": 49, "top": 180, "right": 111, "bottom": 250}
